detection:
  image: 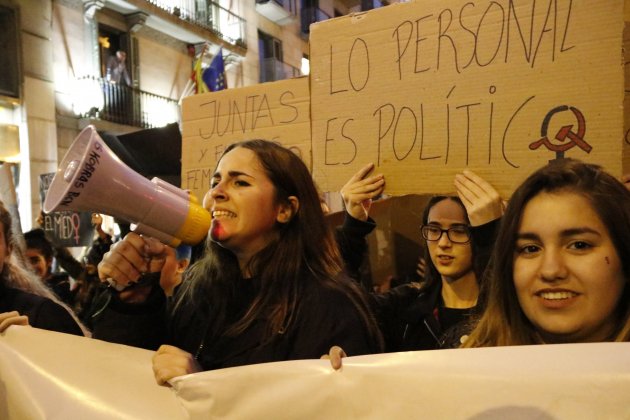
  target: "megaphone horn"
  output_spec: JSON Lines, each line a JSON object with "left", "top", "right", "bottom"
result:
{"left": 43, "top": 125, "right": 210, "bottom": 247}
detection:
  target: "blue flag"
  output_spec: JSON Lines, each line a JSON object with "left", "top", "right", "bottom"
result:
{"left": 202, "top": 48, "right": 227, "bottom": 92}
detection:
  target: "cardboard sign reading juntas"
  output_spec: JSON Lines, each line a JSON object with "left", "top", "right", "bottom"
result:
{"left": 181, "top": 77, "right": 311, "bottom": 201}
{"left": 309, "top": 0, "right": 628, "bottom": 196}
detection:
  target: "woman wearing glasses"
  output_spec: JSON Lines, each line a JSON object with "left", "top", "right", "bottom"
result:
{"left": 375, "top": 170, "right": 504, "bottom": 351}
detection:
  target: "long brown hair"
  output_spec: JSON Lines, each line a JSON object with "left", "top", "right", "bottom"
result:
{"left": 0, "top": 201, "right": 90, "bottom": 335}
{"left": 463, "top": 159, "right": 630, "bottom": 347}
{"left": 0, "top": 201, "right": 51, "bottom": 296}
{"left": 172, "top": 140, "right": 382, "bottom": 348}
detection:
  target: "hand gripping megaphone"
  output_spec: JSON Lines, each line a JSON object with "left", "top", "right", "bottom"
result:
{"left": 43, "top": 125, "right": 211, "bottom": 247}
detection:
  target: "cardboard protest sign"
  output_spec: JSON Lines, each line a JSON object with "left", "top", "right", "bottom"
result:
{"left": 624, "top": 21, "right": 630, "bottom": 171}
{"left": 181, "top": 77, "right": 311, "bottom": 201}
{"left": 40, "top": 173, "right": 93, "bottom": 247}
{"left": 309, "top": 0, "right": 627, "bottom": 196}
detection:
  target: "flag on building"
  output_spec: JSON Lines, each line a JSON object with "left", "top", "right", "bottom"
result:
{"left": 202, "top": 48, "right": 227, "bottom": 92}
{"left": 180, "top": 46, "right": 226, "bottom": 102}
{"left": 192, "top": 53, "right": 209, "bottom": 94}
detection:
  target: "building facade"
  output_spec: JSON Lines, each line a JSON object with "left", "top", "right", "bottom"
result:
{"left": 0, "top": 0, "right": 385, "bottom": 230}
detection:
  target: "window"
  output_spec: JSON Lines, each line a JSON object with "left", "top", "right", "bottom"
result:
{"left": 258, "top": 30, "right": 284, "bottom": 82}
{"left": 0, "top": 5, "right": 19, "bottom": 98}
{"left": 98, "top": 26, "right": 130, "bottom": 82}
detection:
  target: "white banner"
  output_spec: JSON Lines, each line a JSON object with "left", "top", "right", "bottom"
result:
{"left": 0, "top": 326, "right": 184, "bottom": 419}
{"left": 172, "top": 342, "right": 630, "bottom": 419}
{"left": 1, "top": 326, "right": 629, "bottom": 419}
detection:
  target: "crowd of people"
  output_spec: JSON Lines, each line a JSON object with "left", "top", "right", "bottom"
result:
{"left": 1, "top": 139, "right": 629, "bottom": 389}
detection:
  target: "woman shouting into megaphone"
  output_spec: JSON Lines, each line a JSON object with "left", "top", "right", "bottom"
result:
{"left": 98, "top": 139, "right": 382, "bottom": 385}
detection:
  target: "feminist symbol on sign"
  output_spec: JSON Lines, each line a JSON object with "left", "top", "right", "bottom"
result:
{"left": 71, "top": 213, "right": 81, "bottom": 244}
{"left": 529, "top": 106, "right": 592, "bottom": 161}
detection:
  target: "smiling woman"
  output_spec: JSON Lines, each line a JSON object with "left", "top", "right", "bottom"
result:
{"left": 462, "top": 159, "right": 630, "bottom": 347}
{"left": 98, "top": 139, "right": 383, "bottom": 384}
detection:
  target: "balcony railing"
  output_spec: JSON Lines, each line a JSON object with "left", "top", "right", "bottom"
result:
{"left": 301, "top": 6, "right": 331, "bottom": 35}
{"left": 147, "top": 0, "right": 247, "bottom": 48}
{"left": 74, "top": 76, "right": 179, "bottom": 129}
{"left": 260, "top": 58, "right": 302, "bottom": 83}
{"left": 255, "top": 0, "right": 297, "bottom": 25}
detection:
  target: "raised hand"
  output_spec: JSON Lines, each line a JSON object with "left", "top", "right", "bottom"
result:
{"left": 340, "top": 163, "right": 385, "bottom": 221}
{"left": 454, "top": 170, "right": 503, "bottom": 226}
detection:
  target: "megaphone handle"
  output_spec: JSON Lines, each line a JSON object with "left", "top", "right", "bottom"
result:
{"left": 131, "top": 222, "right": 181, "bottom": 248}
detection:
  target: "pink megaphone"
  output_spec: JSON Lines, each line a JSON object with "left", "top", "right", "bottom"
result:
{"left": 43, "top": 125, "right": 211, "bottom": 247}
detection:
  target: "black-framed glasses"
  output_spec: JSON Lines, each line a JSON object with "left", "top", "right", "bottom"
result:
{"left": 420, "top": 225, "right": 471, "bottom": 244}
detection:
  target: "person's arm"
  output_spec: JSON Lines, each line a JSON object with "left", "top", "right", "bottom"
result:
{"left": 91, "top": 213, "right": 111, "bottom": 242}
{"left": 92, "top": 233, "right": 181, "bottom": 349}
{"left": 52, "top": 246, "right": 84, "bottom": 279}
{"left": 336, "top": 163, "right": 384, "bottom": 286}
{"left": 335, "top": 214, "right": 376, "bottom": 284}
{"left": 87, "top": 274, "right": 169, "bottom": 350}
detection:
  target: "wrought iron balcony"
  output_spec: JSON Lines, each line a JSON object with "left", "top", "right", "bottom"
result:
{"left": 146, "top": 0, "right": 247, "bottom": 49}
{"left": 255, "top": 0, "right": 298, "bottom": 26}
{"left": 74, "top": 76, "right": 179, "bottom": 129}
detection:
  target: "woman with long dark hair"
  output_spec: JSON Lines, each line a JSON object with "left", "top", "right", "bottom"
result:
{"left": 99, "top": 140, "right": 382, "bottom": 384}
{"left": 0, "top": 201, "right": 85, "bottom": 335}
{"left": 463, "top": 159, "right": 630, "bottom": 347}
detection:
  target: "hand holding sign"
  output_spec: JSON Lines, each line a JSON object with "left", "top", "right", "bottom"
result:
{"left": 454, "top": 170, "right": 503, "bottom": 227}
{"left": 340, "top": 163, "right": 385, "bottom": 222}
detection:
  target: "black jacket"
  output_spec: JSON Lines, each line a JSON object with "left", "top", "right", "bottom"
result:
{"left": 0, "top": 283, "right": 84, "bottom": 336}
{"left": 335, "top": 214, "right": 376, "bottom": 290}
{"left": 373, "top": 219, "right": 499, "bottom": 352}
{"left": 90, "top": 273, "right": 380, "bottom": 368}
{"left": 169, "top": 276, "right": 379, "bottom": 370}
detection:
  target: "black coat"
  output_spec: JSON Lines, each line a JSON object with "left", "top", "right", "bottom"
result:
{"left": 335, "top": 214, "right": 376, "bottom": 290}
{"left": 0, "top": 283, "right": 83, "bottom": 336}
{"left": 90, "top": 273, "right": 380, "bottom": 369}
{"left": 170, "top": 276, "right": 379, "bottom": 370}
{"left": 373, "top": 219, "right": 499, "bottom": 352}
